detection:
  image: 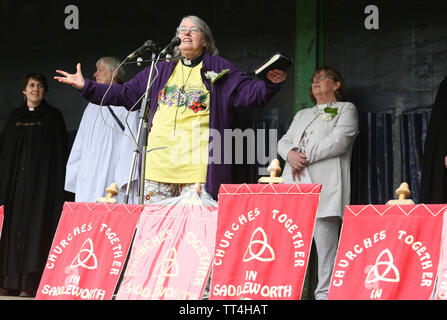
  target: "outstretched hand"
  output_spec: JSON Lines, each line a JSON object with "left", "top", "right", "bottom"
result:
{"left": 54, "top": 63, "right": 85, "bottom": 90}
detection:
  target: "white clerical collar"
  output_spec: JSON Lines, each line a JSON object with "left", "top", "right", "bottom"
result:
{"left": 182, "top": 53, "right": 204, "bottom": 68}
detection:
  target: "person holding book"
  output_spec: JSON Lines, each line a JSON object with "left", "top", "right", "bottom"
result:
{"left": 55, "top": 15, "right": 287, "bottom": 203}
{"left": 278, "top": 67, "right": 359, "bottom": 300}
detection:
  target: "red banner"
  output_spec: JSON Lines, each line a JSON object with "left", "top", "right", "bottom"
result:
{"left": 0, "top": 206, "right": 3, "bottom": 239}
{"left": 210, "top": 184, "right": 321, "bottom": 300}
{"left": 115, "top": 197, "right": 217, "bottom": 300}
{"left": 328, "top": 204, "right": 447, "bottom": 300}
{"left": 36, "top": 202, "right": 143, "bottom": 300}
{"left": 434, "top": 213, "right": 447, "bottom": 300}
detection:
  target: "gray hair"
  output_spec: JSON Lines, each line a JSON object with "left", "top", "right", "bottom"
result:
{"left": 96, "top": 56, "right": 126, "bottom": 83}
{"left": 173, "top": 15, "right": 219, "bottom": 57}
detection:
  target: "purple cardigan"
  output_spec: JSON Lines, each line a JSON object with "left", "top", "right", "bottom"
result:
{"left": 80, "top": 52, "right": 283, "bottom": 199}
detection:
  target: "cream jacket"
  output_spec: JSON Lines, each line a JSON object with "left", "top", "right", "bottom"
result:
{"left": 278, "top": 101, "right": 359, "bottom": 218}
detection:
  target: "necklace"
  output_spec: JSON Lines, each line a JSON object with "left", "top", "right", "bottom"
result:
{"left": 174, "top": 63, "right": 194, "bottom": 135}
{"left": 178, "top": 63, "right": 194, "bottom": 106}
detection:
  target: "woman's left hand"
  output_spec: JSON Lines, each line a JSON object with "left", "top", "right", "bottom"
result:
{"left": 266, "top": 69, "right": 287, "bottom": 83}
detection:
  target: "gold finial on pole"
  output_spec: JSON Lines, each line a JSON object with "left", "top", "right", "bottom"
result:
{"left": 386, "top": 182, "right": 415, "bottom": 205}
{"left": 258, "top": 159, "right": 284, "bottom": 184}
{"left": 97, "top": 182, "right": 118, "bottom": 204}
{"left": 192, "top": 182, "right": 202, "bottom": 195}
{"left": 180, "top": 182, "right": 203, "bottom": 205}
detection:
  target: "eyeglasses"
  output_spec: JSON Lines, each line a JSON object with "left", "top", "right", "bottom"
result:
{"left": 177, "top": 26, "right": 202, "bottom": 35}
{"left": 311, "top": 74, "right": 332, "bottom": 83}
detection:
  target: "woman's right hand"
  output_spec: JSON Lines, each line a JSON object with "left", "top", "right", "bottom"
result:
{"left": 54, "top": 63, "right": 85, "bottom": 90}
{"left": 287, "top": 149, "right": 307, "bottom": 170}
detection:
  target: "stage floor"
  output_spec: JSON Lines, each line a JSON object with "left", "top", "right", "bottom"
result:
{"left": 0, "top": 296, "right": 34, "bottom": 300}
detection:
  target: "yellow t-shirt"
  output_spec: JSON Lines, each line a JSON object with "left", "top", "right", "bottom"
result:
{"left": 146, "top": 61, "right": 210, "bottom": 183}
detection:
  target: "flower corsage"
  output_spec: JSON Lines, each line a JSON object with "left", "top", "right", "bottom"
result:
{"left": 322, "top": 106, "right": 338, "bottom": 122}
{"left": 205, "top": 69, "right": 229, "bottom": 92}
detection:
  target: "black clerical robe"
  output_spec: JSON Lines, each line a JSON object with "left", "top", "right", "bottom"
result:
{"left": 0, "top": 101, "right": 68, "bottom": 291}
{"left": 420, "top": 77, "right": 447, "bottom": 204}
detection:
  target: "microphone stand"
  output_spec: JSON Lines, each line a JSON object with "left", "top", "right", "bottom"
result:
{"left": 123, "top": 52, "right": 178, "bottom": 204}
{"left": 123, "top": 51, "right": 159, "bottom": 205}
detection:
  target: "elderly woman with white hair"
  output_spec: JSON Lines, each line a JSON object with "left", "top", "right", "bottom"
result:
{"left": 56, "top": 15, "right": 287, "bottom": 203}
{"left": 64, "top": 56, "right": 140, "bottom": 203}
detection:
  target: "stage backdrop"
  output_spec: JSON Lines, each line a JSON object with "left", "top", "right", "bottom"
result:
{"left": 0, "top": 0, "right": 296, "bottom": 188}
{"left": 211, "top": 183, "right": 321, "bottom": 300}
{"left": 36, "top": 202, "right": 143, "bottom": 300}
{"left": 0, "top": 0, "right": 295, "bottom": 133}
{"left": 328, "top": 204, "right": 447, "bottom": 300}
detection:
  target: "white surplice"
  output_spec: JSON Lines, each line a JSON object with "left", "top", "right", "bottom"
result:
{"left": 65, "top": 103, "right": 139, "bottom": 203}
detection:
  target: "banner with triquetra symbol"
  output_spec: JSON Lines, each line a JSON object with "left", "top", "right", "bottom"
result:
{"left": 36, "top": 202, "right": 143, "bottom": 300}
{"left": 115, "top": 191, "right": 218, "bottom": 300}
{"left": 210, "top": 183, "right": 321, "bottom": 300}
{"left": 328, "top": 204, "right": 447, "bottom": 300}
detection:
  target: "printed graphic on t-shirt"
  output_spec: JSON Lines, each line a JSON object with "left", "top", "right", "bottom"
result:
{"left": 158, "top": 85, "right": 208, "bottom": 113}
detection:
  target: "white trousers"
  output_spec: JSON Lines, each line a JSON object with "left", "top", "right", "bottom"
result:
{"left": 313, "top": 216, "right": 342, "bottom": 300}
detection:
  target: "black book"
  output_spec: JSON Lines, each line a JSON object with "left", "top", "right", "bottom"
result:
{"left": 254, "top": 52, "right": 293, "bottom": 80}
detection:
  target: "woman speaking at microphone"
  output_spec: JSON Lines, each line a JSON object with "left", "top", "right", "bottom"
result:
{"left": 55, "top": 15, "right": 287, "bottom": 203}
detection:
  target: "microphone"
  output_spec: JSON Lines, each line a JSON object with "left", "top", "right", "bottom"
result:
{"left": 159, "top": 36, "right": 181, "bottom": 56}
{"left": 127, "top": 40, "right": 155, "bottom": 60}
